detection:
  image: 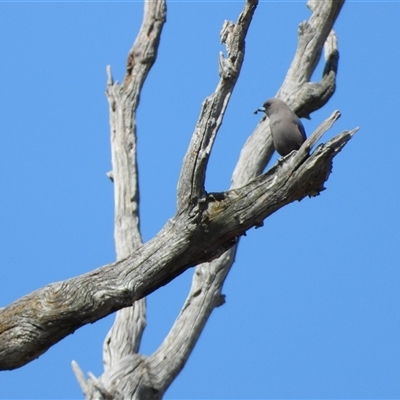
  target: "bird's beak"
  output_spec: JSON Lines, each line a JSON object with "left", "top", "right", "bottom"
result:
{"left": 253, "top": 107, "right": 265, "bottom": 115}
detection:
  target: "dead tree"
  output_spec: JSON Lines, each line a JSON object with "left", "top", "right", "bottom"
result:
{"left": 0, "top": 0, "right": 357, "bottom": 399}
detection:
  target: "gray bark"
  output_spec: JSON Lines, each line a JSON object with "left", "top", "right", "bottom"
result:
{"left": 0, "top": 1, "right": 355, "bottom": 399}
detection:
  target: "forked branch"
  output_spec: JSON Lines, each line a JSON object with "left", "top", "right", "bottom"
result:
{"left": 0, "top": 3, "right": 356, "bottom": 400}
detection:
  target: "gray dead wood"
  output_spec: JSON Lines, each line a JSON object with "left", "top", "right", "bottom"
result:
{"left": 0, "top": 1, "right": 356, "bottom": 399}
{"left": 0, "top": 113, "right": 356, "bottom": 371}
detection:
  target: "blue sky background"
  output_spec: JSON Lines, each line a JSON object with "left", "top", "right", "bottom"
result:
{"left": 0, "top": 1, "right": 399, "bottom": 399}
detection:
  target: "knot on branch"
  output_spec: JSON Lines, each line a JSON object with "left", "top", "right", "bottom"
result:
{"left": 220, "top": 20, "right": 235, "bottom": 48}
{"left": 218, "top": 52, "right": 238, "bottom": 80}
{"left": 215, "top": 294, "right": 226, "bottom": 308}
{"left": 298, "top": 20, "right": 313, "bottom": 38}
{"left": 219, "top": 20, "right": 238, "bottom": 80}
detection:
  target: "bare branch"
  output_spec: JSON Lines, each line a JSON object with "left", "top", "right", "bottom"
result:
{"left": 102, "top": 0, "right": 166, "bottom": 393}
{"left": 148, "top": 248, "right": 236, "bottom": 391}
{"left": 176, "top": 0, "right": 258, "bottom": 211}
{"left": 87, "top": 1, "right": 347, "bottom": 398}
{"left": 97, "top": 2, "right": 258, "bottom": 397}
{"left": 282, "top": 0, "right": 344, "bottom": 90}
{"left": 302, "top": 109, "right": 341, "bottom": 154}
{"left": 294, "top": 30, "right": 340, "bottom": 119}
{"left": 72, "top": 361, "right": 89, "bottom": 397}
{"left": 0, "top": 7, "right": 354, "bottom": 400}
{"left": 106, "top": 0, "right": 167, "bottom": 256}
{"left": 0, "top": 112, "right": 356, "bottom": 371}
{"left": 73, "top": 1, "right": 166, "bottom": 397}
{"left": 278, "top": 0, "right": 344, "bottom": 117}
{"left": 144, "top": 3, "right": 348, "bottom": 396}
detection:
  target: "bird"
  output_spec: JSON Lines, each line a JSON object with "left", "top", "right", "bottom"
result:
{"left": 254, "top": 98, "right": 306, "bottom": 157}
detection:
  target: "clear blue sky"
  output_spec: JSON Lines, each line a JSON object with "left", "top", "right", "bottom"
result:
{"left": 0, "top": 1, "right": 399, "bottom": 399}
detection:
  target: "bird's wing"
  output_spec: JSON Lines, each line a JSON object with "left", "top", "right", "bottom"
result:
{"left": 294, "top": 116, "right": 307, "bottom": 141}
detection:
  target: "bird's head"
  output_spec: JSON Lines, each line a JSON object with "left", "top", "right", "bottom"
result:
{"left": 253, "top": 98, "right": 280, "bottom": 116}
